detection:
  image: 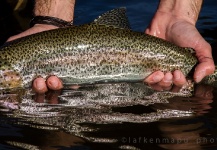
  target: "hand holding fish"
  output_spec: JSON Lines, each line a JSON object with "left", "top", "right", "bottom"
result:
{"left": 144, "top": 0, "right": 215, "bottom": 90}
{"left": 31, "top": 0, "right": 213, "bottom": 93}
{"left": 7, "top": 0, "right": 75, "bottom": 93}
{"left": 5, "top": 0, "right": 215, "bottom": 93}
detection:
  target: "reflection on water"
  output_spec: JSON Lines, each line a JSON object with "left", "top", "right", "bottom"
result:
{"left": 0, "top": 82, "right": 216, "bottom": 149}
{"left": 0, "top": 0, "right": 217, "bottom": 149}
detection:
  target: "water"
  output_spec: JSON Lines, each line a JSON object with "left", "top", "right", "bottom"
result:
{"left": 0, "top": 0, "right": 217, "bottom": 149}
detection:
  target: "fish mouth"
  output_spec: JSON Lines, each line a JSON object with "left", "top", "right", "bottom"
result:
{"left": 0, "top": 70, "right": 22, "bottom": 89}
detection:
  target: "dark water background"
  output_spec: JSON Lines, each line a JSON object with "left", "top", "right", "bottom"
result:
{"left": 0, "top": 0, "right": 217, "bottom": 150}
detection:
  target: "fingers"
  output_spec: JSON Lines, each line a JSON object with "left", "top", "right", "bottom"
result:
{"left": 148, "top": 72, "right": 173, "bottom": 91}
{"left": 144, "top": 70, "right": 187, "bottom": 91}
{"left": 158, "top": 72, "right": 173, "bottom": 87}
{"left": 173, "top": 70, "right": 187, "bottom": 86}
{"left": 32, "top": 76, "right": 63, "bottom": 93}
{"left": 46, "top": 76, "right": 63, "bottom": 90}
{"left": 191, "top": 34, "right": 215, "bottom": 82}
{"left": 32, "top": 77, "right": 48, "bottom": 93}
{"left": 194, "top": 60, "right": 215, "bottom": 83}
{"left": 144, "top": 71, "right": 164, "bottom": 84}
{"left": 33, "top": 70, "right": 187, "bottom": 93}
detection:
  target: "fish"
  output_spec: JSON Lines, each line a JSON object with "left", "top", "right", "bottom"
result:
{"left": 14, "top": 0, "right": 27, "bottom": 11}
{"left": 0, "top": 8, "right": 214, "bottom": 90}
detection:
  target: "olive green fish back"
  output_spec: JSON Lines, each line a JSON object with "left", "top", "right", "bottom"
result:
{"left": 0, "top": 8, "right": 211, "bottom": 90}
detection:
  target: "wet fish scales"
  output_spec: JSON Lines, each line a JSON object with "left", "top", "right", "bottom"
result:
{"left": 0, "top": 8, "right": 198, "bottom": 89}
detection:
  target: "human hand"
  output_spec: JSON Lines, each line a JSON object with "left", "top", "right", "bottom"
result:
{"left": 7, "top": 24, "right": 58, "bottom": 41}
{"left": 5, "top": 0, "right": 76, "bottom": 93}
{"left": 144, "top": 10, "right": 215, "bottom": 91}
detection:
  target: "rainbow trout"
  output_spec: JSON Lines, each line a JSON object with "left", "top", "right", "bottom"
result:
{"left": 0, "top": 8, "right": 214, "bottom": 89}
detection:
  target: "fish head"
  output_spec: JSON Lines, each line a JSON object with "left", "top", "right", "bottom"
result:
{"left": 0, "top": 60, "right": 22, "bottom": 90}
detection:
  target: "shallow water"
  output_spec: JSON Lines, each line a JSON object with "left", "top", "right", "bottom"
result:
{"left": 0, "top": 0, "right": 217, "bottom": 150}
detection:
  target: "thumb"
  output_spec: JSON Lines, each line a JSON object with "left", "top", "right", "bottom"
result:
{"left": 194, "top": 60, "right": 215, "bottom": 83}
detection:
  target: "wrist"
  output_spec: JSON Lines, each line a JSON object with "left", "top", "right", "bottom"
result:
{"left": 33, "top": 24, "right": 58, "bottom": 30}
{"left": 157, "top": 0, "right": 203, "bottom": 25}
{"left": 34, "top": 0, "right": 75, "bottom": 22}
{"left": 30, "top": 16, "right": 73, "bottom": 27}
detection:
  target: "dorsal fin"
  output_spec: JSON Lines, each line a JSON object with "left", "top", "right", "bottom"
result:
{"left": 93, "top": 7, "right": 131, "bottom": 29}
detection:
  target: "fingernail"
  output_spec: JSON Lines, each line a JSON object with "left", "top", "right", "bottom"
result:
{"left": 164, "top": 73, "right": 172, "bottom": 83}
{"left": 36, "top": 80, "right": 44, "bottom": 90}
{"left": 153, "top": 74, "right": 161, "bottom": 82}
{"left": 48, "top": 80, "right": 59, "bottom": 88}
{"left": 174, "top": 71, "right": 181, "bottom": 81}
{"left": 195, "top": 70, "right": 206, "bottom": 83}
